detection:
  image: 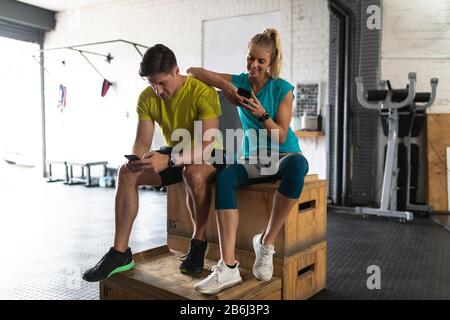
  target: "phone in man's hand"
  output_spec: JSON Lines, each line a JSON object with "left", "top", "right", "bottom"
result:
{"left": 237, "top": 87, "right": 252, "bottom": 99}
{"left": 124, "top": 154, "right": 141, "bottom": 161}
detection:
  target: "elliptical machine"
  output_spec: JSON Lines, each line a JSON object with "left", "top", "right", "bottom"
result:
{"left": 355, "top": 73, "right": 438, "bottom": 222}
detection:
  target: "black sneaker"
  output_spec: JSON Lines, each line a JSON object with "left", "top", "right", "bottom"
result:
{"left": 82, "top": 247, "right": 135, "bottom": 282}
{"left": 179, "top": 238, "right": 208, "bottom": 274}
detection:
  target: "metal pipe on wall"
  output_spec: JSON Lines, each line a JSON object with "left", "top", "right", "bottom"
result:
{"left": 328, "top": 0, "right": 354, "bottom": 206}
{"left": 329, "top": 2, "right": 345, "bottom": 205}
{"left": 39, "top": 35, "right": 47, "bottom": 178}
{"left": 339, "top": 1, "right": 354, "bottom": 207}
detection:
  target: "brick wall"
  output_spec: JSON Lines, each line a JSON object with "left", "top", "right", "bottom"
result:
{"left": 381, "top": 0, "right": 450, "bottom": 113}
{"left": 291, "top": 0, "right": 328, "bottom": 179}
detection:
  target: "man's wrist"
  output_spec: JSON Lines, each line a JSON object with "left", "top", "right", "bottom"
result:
{"left": 167, "top": 153, "right": 177, "bottom": 167}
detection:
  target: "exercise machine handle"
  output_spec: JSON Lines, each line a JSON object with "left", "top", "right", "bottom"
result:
{"left": 389, "top": 72, "right": 416, "bottom": 110}
{"left": 356, "top": 72, "right": 417, "bottom": 110}
{"left": 415, "top": 78, "right": 438, "bottom": 111}
{"left": 355, "top": 76, "right": 383, "bottom": 110}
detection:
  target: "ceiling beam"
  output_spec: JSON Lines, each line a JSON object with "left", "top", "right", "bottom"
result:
{"left": 0, "top": 0, "right": 55, "bottom": 31}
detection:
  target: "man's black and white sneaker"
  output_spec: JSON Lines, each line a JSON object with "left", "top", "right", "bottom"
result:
{"left": 82, "top": 247, "right": 135, "bottom": 282}
{"left": 179, "top": 238, "right": 208, "bottom": 274}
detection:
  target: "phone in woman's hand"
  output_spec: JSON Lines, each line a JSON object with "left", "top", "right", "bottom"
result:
{"left": 237, "top": 87, "right": 252, "bottom": 99}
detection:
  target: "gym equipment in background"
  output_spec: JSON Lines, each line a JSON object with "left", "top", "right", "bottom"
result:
{"left": 355, "top": 73, "right": 438, "bottom": 222}
{"left": 38, "top": 39, "right": 149, "bottom": 97}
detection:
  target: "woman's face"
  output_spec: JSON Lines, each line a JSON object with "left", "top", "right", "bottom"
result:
{"left": 246, "top": 44, "right": 272, "bottom": 79}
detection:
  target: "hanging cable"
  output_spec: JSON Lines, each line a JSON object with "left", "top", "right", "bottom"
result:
{"left": 68, "top": 47, "right": 113, "bottom": 61}
{"left": 132, "top": 44, "right": 144, "bottom": 57}
{"left": 78, "top": 50, "right": 108, "bottom": 80}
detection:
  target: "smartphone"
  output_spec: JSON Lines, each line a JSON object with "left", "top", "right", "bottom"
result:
{"left": 237, "top": 87, "right": 252, "bottom": 99}
{"left": 124, "top": 154, "right": 141, "bottom": 161}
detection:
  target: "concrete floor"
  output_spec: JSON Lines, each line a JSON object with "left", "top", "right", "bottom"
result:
{"left": 1, "top": 161, "right": 449, "bottom": 300}
{"left": 0, "top": 162, "right": 166, "bottom": 299}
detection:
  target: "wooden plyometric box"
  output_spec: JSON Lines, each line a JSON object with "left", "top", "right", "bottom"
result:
{"left": 169, "top": 235, "right": 326, "bottom": 300}
{"left": 100, "top": 245, "right": 282, "bottom": 300}
{"left": 426, "top": 114, "right": 450, "bottom": 211}
{"left": 167, "top": 174, "right": 327, "bottom": 257}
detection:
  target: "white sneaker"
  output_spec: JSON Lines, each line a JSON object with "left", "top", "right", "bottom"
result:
{"left": 252, "top": 233, "right": 275, "bottom": 281}
{"left": 194, "top": 260, "right": 243, "bottom": 295}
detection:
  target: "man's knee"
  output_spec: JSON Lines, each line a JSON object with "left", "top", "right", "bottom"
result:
{"left": 183, "top": 165, "right": 212, "bottom": 193}
{"left": 117, "top": 164, "right": 138, "bottom": 185}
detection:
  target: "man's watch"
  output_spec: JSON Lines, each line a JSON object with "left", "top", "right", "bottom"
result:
{"left": 168, "top": 154, "right": 177, "bottom": 167}
{"left": 258, "top": 112, "right": 270, "bottom": 123}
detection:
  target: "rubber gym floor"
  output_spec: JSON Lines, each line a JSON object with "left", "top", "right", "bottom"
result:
{"left": 1, "top": 164, "right": 449, "bottom": 300}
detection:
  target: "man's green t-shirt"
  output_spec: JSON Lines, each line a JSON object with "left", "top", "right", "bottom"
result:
{"left": 137, "top": 76, "right": 222, "bottom": 150}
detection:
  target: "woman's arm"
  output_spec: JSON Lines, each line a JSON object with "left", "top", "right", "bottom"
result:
{"left": 187, "top": 67, "right": 231, "bottom": 89}
{"left": 187, "top": 67, "right": 244, "bottom": 106}
{"left": 270, "top": 91, "right": 294, "bottom": 144}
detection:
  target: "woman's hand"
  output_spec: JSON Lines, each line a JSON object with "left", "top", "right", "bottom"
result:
{"left": 242, "top": 91, "right": 267, "bottom": 118}
{"left": 222, "top": 81, "right": 245, "bottom": 106}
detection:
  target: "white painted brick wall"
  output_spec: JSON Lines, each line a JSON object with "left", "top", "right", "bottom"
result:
{"left": 291, "top": 0, "right": 329, "bottom": 179}
{"left": 43, "top": 0, "right": 329, "bottom": 178}
{"left": 381, "top": 0, "right": 450, "bottom": 113}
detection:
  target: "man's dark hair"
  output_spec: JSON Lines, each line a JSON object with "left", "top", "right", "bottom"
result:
{"left": 139, "top": 44, "right": 177, "bottom": 77}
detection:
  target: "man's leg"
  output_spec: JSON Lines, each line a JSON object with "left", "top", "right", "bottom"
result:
{"left": 178, "top": 163, "right": 215, "bottom": 274}
{"left": 114, "top": 164, "right": 162, "bottom": 252}
{"left": 182, "top": 164, "right": 216, "bottom": 241}
{"left": 83, "top": 164, "right": 161, "bottom": 282}
{"left": 185, "top": 187, "right": 195, "bottom": 231}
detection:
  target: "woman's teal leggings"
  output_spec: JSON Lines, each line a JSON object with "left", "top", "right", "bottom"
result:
{"left": 215, "top": 153, "right": 309, "bottom": 210}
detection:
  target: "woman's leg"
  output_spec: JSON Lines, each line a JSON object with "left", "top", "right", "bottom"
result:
{"left": 262, "top": 192, "right": 297, "bottom": 245}
{"left": 215, "top": 164, "right": 250, "bottom": 265}
{"left": 251, "top": 153, "right": 309, "bottom": 281}
{"left": 216, "top": 210, "right": 239, "bottom": 265}
{"left": 194, "top": 164, "right": 249, "bottom": 294}
{"left": 262, "top": 153, "right": 309, "bottom": 245}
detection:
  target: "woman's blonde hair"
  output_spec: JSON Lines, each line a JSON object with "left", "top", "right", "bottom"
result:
{"left": 249, "top": 28, "right": 283, "bottom": 79}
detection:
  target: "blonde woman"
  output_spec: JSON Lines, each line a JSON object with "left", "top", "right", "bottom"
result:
{"left": 188, "top": 28, "right": 309, "bottom": 294}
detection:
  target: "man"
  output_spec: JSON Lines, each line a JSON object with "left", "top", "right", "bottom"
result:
{"left": 83, "top": 44, "right": 222, "bottom": 282}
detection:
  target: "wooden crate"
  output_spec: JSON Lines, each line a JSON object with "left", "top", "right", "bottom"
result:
{"left": 426, "top": 114, "right": 450, "bottom": 211}
{"left": 100, "top": 245, "right": 281, "bottom": 300}
{"left": 167, "top": 174, "right": 327, "bottom": 257}
{"left": 169, "top": 235, "right": 327, "bottom": 300}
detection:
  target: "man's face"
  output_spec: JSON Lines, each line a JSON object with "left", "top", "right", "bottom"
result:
{"left": 143, "top": 67, "right": 179, "bottom": 100}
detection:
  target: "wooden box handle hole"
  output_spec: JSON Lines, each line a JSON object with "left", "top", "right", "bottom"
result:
{"left": 298, "top": 263, "right": 315, "bottom": 278}
{"left": 299, "top": 200, "right": 316, "bottom": 213}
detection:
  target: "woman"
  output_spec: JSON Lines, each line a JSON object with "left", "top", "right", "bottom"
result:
{"left": 188, "top": 28, "right": 309, "bottom": 295}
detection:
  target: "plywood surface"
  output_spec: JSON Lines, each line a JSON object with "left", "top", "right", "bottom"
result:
{"left": 426, "top": 114, "right": 450, "bottom": 211}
